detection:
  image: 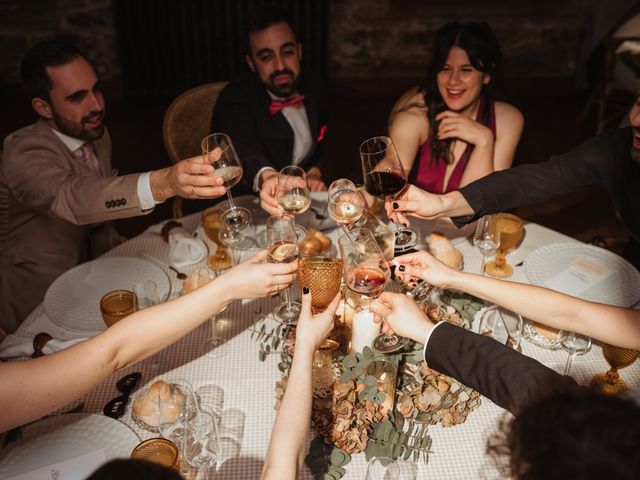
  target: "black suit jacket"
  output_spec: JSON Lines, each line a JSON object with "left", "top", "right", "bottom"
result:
{"left": 451, "top": 127, "right": 640, "bottom": 266}
{"left": 211, "top": 73, "right": 327, "bottom": 196}
{"left": 426, "top": 323, "right": 579, "bottom": 415}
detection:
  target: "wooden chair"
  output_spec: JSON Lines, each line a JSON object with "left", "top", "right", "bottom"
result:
{"left": 162, "top": 81, "right": 228, "bottom": 218}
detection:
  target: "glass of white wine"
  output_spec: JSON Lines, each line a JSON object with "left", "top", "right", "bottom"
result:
{"left": 276, "top": 165, "right": 311, "bottom": 223}
{"left": 266, "top": 215, "right": 301, "bottom": 323}
{"left": 328, "top": 179, "right": 365, "bottom": 226}
{"left": 201, "top": 133, "right": 251, "bottom": 230}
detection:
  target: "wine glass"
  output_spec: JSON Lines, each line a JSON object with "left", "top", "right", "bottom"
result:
{"left": 132, "top": 280, "right": 159, "bottom": 309}
{"left": 266, "top": 215, "right": 301, "bottom": 323}
{"left": 201, "top": 133, "right": 251, "bottom": 230}
{"left": 591, "top": 345, "right": 639, "bottom": 394}
{"left": 360, "top": 136, "right": 418, "bottom": 253}
{"left": 276, "top": 165, "right": 311, "bottom": 223}
{"left": 484, "top": 213, "right": 523, "bottom": 278}
{"left": 473, "top": 215, "right": 500, "bottom": 276}
{"left": 183, "top": 404, "right": 221, "bottom": 479}
{"left": 560, "top": 332, "right": 592, "bottom": 376}
{"left": 355, "top": 209, "right": 396, "bottom": 261}
{"left": 328, "top": 179, "right": 365, "bottom": 226}
{"left": 198, "top": 267, "right": 228, "bottom": 358}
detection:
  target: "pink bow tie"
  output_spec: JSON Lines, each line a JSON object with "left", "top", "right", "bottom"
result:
{"left": 269, "top": 95, "right": 305, "bottom": 115}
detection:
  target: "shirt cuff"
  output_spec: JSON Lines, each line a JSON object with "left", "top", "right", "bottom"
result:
{"left": 253, "top": 166, "right": 276, "bottom": 193}
{"left": 422, "top": 321, "right": 446, "bottom": 361}
{"left": 137, "top": 172, "right": 157, "bottom": 211}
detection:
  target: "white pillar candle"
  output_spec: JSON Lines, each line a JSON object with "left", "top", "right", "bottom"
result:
{"left": 349, "top": 310, "right": 380, "bottom": 353}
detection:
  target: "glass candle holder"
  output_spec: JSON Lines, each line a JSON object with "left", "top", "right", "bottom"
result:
{"left": 100, "top": 290, "right": 137, "bottom": 327}
{"left": 365, "top": 360, "right": 397, "bottom": 415}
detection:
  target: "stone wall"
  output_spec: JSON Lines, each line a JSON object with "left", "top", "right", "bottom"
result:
{"left": 0, "top": 0, "right": 596, "bottom": 84}
{"left": 0, "top": 0, "right": 119, "bottom": 82}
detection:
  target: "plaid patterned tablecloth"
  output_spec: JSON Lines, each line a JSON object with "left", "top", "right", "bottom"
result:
{"left": 4, "top": 212, "right": 640, "bottom": 479}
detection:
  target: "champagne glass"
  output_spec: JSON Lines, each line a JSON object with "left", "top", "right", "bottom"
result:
{"left": 473, "top": 215, "right": 500, "bottom": 276}
{"left": 484, "top": 213, "right": 523, "bottom": 278}
{"left": 183, "top": 404, "right": 221, "bottom": 479}
{"left": 328, "top": 179, "right": 365, "bottom": 226}
{"left": 276, "top": 165, "right": 311, "bottom": 222}
{"left": 266, "top": 215, "right": 301, "bottom": 323}
{"left": 201, "top": 133, "right": 251, "bottom": 230}
{"left": 591, "top": 345, "right": 639, "bottom": 394}
{"left": 198, "top": 267, "right": 228, "bottom": 358}
{"left": 560, "top": 332, "right": 592, "bottom": 376}
{"left": 360, "top": 136, "right": 418, "bottom": 253}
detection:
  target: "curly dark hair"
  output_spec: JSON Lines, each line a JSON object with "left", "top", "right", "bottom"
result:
{"left": 87, "top": 459, "right": 183, "bottom": 480}
{"left": 487, "top": 389, "right": 640, "bottom": 479}
{"left": 244, "top": 3, "right": 296, "bottom": 54}
{"left": 420, "top": 22, "right": 503, "bottom": 165}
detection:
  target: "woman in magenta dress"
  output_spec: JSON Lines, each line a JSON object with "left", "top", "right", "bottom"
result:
{"left": 389, "top": 22, "right": 523, "bottom": 193}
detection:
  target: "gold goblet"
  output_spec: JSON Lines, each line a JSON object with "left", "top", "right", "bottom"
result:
{"left": 201, "top": 206, "right": 232, "bottom": 270}
{"left": 485, "top": 213, "right": 523, "bottom": 278}
{"left": 298, "top": 257, "right": 343, "bottom": 312}
{"left": 591, "top": 345, "right": 639, "bottom": 395}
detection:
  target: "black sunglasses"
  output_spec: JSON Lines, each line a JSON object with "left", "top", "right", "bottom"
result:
{"left": 103, "top": 372, "right": 142, "bottom": 419}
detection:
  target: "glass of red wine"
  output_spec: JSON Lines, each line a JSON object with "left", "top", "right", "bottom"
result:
{"left": 266, "top": 215, "right": 301, "bottom": 323}
{"left": 359, "top": 136, "right": 418, "bottom": 253}
{"left": 202, "top": 133, "right": 252, "bottom": 231}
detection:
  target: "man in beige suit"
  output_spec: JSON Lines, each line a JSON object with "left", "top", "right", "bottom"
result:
{"left": 0, "top": 41, "right": 226, "bottom": 333}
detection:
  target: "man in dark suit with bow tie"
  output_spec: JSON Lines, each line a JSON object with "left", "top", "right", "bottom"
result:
{"left": 211, "top": 6, "right": 327, "bottom": 215}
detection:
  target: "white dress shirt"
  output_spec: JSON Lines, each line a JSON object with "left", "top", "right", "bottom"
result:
{"left": 51, "top": 128, "right": 156, "bottom": 211}
{"left": 253, "top": 92, "right": 314, "bottom": 192}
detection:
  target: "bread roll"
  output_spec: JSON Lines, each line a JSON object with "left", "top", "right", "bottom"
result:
{"left": 132, "top": 380, "right": 185, "bottom": 427}
{"left": 426, "top": 232, "right": 463, "bottom": 270}
{"left": 299, "top": 229, "right": 332, "bottom": 256}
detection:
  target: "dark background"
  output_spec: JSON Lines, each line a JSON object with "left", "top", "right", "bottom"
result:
{"left": 0, "top": 0, "right": 635, "bottom": 245}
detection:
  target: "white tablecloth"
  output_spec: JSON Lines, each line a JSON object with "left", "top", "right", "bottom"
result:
{"left": 2, "top": 207, "right": 639, "bottom": 479}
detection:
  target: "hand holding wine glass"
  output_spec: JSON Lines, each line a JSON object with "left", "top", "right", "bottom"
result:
{"left": 360, "top": 136, "right": 418, "bottom": 252}
{"left": 276, "top": 165, "right": 311, "bottom": 217}
{"left": 201, "top": 133, "right": 251, "bottom": 230}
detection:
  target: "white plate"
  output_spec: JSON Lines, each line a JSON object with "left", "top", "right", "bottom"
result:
{"left": 525, "top": 243, "right": 640, "bottom": 307}
{"left": 0, "top": 413, "right": 139, "bottom": 478}
{"left": 407, "top": 217, "right": 475, "bottom": 246}
{"left": 44, "top": 257, "right": 171, "bottom": 335}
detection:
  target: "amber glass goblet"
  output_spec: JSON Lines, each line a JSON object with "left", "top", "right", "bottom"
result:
{"left": 591, "top": 345, "right": 639, "bottom": 395}
{"left": 485, "top": 213, "right": 523, "bottom": 278}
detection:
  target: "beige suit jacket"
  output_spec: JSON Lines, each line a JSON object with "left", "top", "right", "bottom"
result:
{"left": 0, "top": 119, "right": 148, "bottom": 333}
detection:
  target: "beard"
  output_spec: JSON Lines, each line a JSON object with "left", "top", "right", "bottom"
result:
{"left": 266, "top": 68, "right": 299, "bottom": 98}
{"left": 52, "top": 109, "right": 105, "bottom": 141}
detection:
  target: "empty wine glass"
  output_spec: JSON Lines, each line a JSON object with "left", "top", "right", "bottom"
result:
{"left": 201, "top": 133, "right": 251, "bottom": 230}
{"left": 276, "top": 165, "right": 311, "bottom": 223}
{"left": 132, "top": 280, "right": 159, "bottom": 309}
{"left": 183, "top": 404, "right": 221, "bottom": 479}
{"left": 560, "top": 332, "right": 592, "bottom": 376}
{"left": 328, "top": 179, "right": 365, "bottom": 226}
{"left": 360, "top": 136, "right": 418, "bottom": 253}
{"left": 267, "top": 215, "right": 301, "bottom": 323}
{"left": 473, "top": 215, "right": 499, "bottom": 276}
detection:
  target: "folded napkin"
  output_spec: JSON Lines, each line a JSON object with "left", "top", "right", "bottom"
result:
{"left": 0, "top": 334, "right": 87, "bottom": 359}
{"left": 169, "top": 227, "right": 207, "bottom": 268}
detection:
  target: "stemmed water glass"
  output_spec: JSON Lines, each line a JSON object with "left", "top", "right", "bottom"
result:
{"left": 360, "top": 136, "right": 418, "bottom": 253}
{"left": 266, "top": 216, "right": 301, "bottom": 323}
{"left": 473, "top": 215, "right": 499, "bottom": 276}
{"left": 276, "top": 165, "right": 311, "bottom": 222}
{"left": 201, "top": 133, "right": 251, "bottom": 230}
{"left": 560, "top": 332, "right": 592, "bottom": 376}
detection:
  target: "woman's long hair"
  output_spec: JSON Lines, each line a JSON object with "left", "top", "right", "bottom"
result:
{"left": 420, "top": 22, "right": 504, "bottom": 164}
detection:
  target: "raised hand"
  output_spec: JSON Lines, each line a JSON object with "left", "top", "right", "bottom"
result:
{"left": 221, "top": 250, "right": 298, "bottom": 299}
{"left": 151, "top": 155, "right": 227, "bottom": 202}
{"left": 259, "top": 172, "right": 282, "bottom": 216}
{"left": 295, "top": 289, "right": 341, "bottom": 353}
{"left": 393, "top": 250, "right": 459, "bottom": 288}
{"left": 435, "top": 110, "right": 493, "bottom": 148}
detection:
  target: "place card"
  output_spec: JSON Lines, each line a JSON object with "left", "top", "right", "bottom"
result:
{"left": 544, "top": 255, "right": 613, "bottom": 297}
{"left": 4, "top": 449, "right": 106, "bottom": 480}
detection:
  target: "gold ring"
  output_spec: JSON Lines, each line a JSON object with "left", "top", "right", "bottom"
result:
{"left": 191, "top": 187, "right": 195, "bottom": 195}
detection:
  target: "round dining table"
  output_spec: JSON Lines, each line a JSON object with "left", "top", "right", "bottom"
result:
{"left": 1, "top": 196, "right": 639, "bottom": 480}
